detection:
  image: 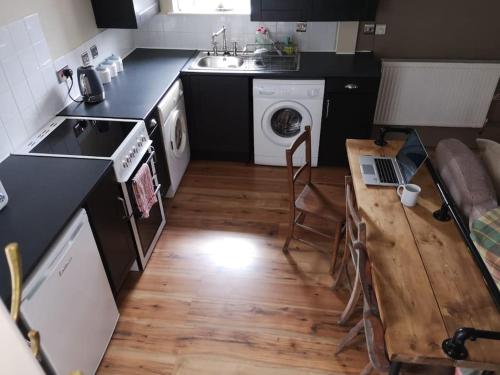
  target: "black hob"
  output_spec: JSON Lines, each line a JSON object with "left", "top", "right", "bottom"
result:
{"left": 30, "top": 118, "right": 137, "bottom": 157}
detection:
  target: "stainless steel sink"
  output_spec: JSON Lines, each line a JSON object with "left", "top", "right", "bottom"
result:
{"left": 194, "top": 55, "right": 244, "bottom": 70}
{"left": 188, "top": 51, "right": 300, "bottom": 72}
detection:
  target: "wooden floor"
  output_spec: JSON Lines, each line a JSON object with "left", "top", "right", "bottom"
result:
{"left": 97, "top": 161, "right": 371, "bottom": 375}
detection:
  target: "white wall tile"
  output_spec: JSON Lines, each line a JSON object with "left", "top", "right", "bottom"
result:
{"left": 136, "top": 14, "right": 337, "bottom": 52}
{"left": 24, "top": 14, "right": 44, "bottom": 44}
{"left": 0, "top": 27, "right": 13, "bottom": 61}
{"left": 33, "top": 40, "right": 51, "bottom": 67}
{"left": 1, "top": 56, "right": 25, "bottom": 88}
{"left": 8, "top": 20, "right": 31, "bottom": 52}
{"left": 0, "top": 14, "right": 135, "bottom": 158}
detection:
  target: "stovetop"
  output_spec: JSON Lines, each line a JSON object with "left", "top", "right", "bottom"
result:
{"left": 30, "top": 118, "right": 137, "bottom": 158}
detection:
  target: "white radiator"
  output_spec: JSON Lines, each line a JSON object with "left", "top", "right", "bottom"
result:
{"left": 374, "top": 60, "right": 500, "bottom": 128}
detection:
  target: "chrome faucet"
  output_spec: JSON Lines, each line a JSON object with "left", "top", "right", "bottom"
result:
{"left": 211, "top": 26, "right": 227, "bottom": 55}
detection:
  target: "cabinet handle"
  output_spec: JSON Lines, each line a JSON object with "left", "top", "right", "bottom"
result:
{"left": 117, "top": 197, "right": 130, "bottom": 220}
{"left": 345, "top": 83, "right": 359, "bottom": 90}
{"left": 325, "top": 99, "right": 331, "bottom": 119}
{"left": 28, "top": 330, "right": 41, "bottom": 361}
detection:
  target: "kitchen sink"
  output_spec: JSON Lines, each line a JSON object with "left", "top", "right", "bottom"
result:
{"left": 188, "top": 51, "right": 300, "bottom": 72}
{"left": 195, "top": 56, "right": 245, "bottom": 69}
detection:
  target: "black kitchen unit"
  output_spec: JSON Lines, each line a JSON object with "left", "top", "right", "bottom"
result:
{"left": 90, "top": 0, "right": 159, "bottom": 29}
{"left": 318, "top": 77, "right": 380, "bottom": 166}
{"left": 85, "top": 167, "right": 137, "bottom": 294}
{"left": 251, "top": 0, "right": 378, "bottom": 21}
{"left": 182, "top": 75, "right": 252, "bottom": 162}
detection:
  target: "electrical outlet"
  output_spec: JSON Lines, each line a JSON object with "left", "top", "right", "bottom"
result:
{"left": 90, "top": 44, "right": 98, "bottom": 59}
{"left": 375, "top": 24, "right": 387, "bottom": 35}
{"left": 296, "top": 22, "right": 307, "bottom": 32}
{"left": 81, "top": 51, "right": 90, "bottom": 66}
{"left": 56, "top": 65, "right": 70, "bottom": 83}
{"left": 363, "top": 23, "right": 375, "bottom": 35}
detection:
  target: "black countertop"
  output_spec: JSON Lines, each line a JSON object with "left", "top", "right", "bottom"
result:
{"left": 59, "top": 49, "right": 197, "bottom": 120}
{"left": 0, "top": 156, "right": 112, "bottom": 304}
{"left": 181, "top": 51, "right": 381, "bottom": 78}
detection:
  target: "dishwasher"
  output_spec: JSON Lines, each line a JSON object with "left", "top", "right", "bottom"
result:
{"left": 20, "top": 209, "right": 119, "bottom": 375}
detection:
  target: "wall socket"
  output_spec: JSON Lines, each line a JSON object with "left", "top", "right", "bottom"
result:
{"left": 90, "top": 45, "right": 99, "bottom": 59}
{"left": 56, "top": 65, "right": 70, "bottom": 83}
{"left": 296, "top": 22, "right": 307, "bottom": 32}
{"left": 363, "top": 23, "right": 375, "bottom": 35}
{"left": 375, "top": 24, "right": 387, "bottom": 35}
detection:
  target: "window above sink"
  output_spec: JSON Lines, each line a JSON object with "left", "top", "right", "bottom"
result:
{"left": 173, "top": 0, "right": 250, "bottom": 14}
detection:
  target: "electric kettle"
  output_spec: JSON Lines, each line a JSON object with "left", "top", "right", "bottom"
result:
{"left": 77, "top": 65, "right": 105, "bottom": 103}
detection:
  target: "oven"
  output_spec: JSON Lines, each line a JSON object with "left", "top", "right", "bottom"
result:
{"left": 120, "top": 145, "right": 165, "bottom": 270}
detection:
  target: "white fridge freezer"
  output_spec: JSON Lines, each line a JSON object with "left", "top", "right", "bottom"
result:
{"left": 20, "top": 209, "right": 119, "bottom": 375}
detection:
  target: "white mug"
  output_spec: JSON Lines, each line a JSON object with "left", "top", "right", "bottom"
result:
{"left": 397, "top": 183, "right": 421, "bottom": 207}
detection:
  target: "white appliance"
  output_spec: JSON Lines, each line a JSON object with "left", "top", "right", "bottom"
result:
{"left": 16, "top": 116, "right": 166, "bottom": 270}
{"left": 253, "top": 79, "right": 325, "bottom": 166}
{"left": 158, "top": 79, "right": 190, "bottom": 197}
{"left": 20, "top": 209, "right": 119, "bottom": 375}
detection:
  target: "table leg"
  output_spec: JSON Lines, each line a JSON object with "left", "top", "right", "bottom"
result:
{"left": 389, "top": 362, "right": 402, "bottom": 375}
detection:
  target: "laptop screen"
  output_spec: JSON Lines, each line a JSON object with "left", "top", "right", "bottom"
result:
{"left": 396, "top": 131, "right": 428, "bottom": 183}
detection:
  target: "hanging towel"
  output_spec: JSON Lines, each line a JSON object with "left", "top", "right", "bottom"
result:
{"left": 132, "top": 164, "right": 157, "bottom": 219}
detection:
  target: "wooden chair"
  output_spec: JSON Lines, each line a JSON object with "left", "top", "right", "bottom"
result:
{"left": 282, "top": 126, "right": 345, "bottom": 267}
{"left": 332, "top": 175, "right": 365, "bottom": 324}
{"left": 336, "top": 241, "right": 453, "bottom": 375}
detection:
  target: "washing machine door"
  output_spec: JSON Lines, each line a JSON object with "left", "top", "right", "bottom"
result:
{"left": 168, "top": 109, "right": 188, "bottom": 159}
{"left": 261, "top": 100, "right": 313, "bottom": 146}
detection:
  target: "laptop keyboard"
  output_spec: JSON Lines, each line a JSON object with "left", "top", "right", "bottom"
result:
{"left": 374, "top": 158, "right": 399, "bottom": 184}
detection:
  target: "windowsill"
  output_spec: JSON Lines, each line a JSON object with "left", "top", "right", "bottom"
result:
{"left": 167, "top": 11, "right": 250, "bottom": 16}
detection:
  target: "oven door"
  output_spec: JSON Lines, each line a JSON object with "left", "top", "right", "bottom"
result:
{"left": 123, "top": 147, "right": 165, "bottom": 269}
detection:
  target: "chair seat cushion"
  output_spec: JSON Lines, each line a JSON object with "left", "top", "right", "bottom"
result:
{"left": 435, "top": 139, "right": 498, "bottom": 226}
{"left": 470, "top": 207, "right": 500, "bottom": 288}
{"left": 476, "top": 138, "right": 500, "bottom": 201}
{"left": 295, "top": 183, "right": 344, "bottom": 222}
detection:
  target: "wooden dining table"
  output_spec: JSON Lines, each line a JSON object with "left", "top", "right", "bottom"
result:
{"left": 346, "top": 139, "right": 500, "bottom": 373}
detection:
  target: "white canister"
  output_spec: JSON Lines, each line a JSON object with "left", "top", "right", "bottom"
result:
{"left": 102, "top": 61, "right": 118, "bottom": 78}
{"left": 107, "top": 54, "right": 123, "bottom": 72}
{"left": 0, "top": 180, "right": 8, "bottom": 211}
{"left": 96, "top": 65, "right": 111, "bottom": 84}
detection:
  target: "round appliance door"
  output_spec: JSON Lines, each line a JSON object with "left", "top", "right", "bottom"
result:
{"left": 261, "top": 101, "right": 313, "bottom": 146}
{"left": 168, "top": 109, "right": 188, "bottom": 159}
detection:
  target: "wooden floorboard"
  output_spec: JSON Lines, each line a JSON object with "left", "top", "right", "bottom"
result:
{"left": 98, "top": 161, "right": 372, "bottom": 375}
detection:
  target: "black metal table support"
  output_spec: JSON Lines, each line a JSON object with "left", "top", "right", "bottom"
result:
{"left": 389, "top": 361, "right": 402, "bottom": 375}
{"left": 442, "top": 328, "right": 500, "bottom": 360}
{"left": 433, "top": 203, "right": 452, "bottom": 222}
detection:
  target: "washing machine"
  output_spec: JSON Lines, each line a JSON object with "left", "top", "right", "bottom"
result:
{"left": 253, "top": 79, "right": 325, "bottom": 166}
{"left": 158, "top": 79, "right": 190, "bottom": 198}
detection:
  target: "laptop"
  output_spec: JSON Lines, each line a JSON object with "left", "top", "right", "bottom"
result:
{"left": 359, "top": 130, "right": 428, "bottom": 186}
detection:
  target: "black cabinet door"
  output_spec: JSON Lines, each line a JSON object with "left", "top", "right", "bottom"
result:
{"left": 85, "top": 169, "right": 137, "bottom": 296}
{"left": 319, "top": 87, "right": 378, "bottom": 166}
{"left": 251, "top": 0, "right": 308, "bottom": 21}
{"left": 252, "top": 0, "right": 377, "bottom": 21}
{"left": 184, "top": 75, "right": 251, "bottom": 162}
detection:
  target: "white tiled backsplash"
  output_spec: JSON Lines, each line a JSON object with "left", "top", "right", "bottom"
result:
{"left": 0, "top": 14, "right": 135, "bottom": 161}
{"left": 135, "top": 14, "right": 338, "bottom": 52}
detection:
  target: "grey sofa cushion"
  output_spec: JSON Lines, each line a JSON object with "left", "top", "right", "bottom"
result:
{"left": 435, "top": 139, "right": 498, "bottom": 226}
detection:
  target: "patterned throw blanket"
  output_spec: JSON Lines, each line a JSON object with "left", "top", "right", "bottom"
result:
{"left": 470, "top": 207, "right": 500, "bottom": 288}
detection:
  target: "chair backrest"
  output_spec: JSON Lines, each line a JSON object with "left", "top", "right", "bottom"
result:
{"left": 345, "top": 175, "right": 366, "bottom": 252}
{"left": 286, "top": 126, "right": 312, "bottom": 205}
{"left": 353, "top": 241, "right": 390, "bottom": 372}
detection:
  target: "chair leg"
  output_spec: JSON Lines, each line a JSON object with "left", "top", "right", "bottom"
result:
{"left": 335, "top": 318, "right": 364, "bottom": 355}
{"left": 329, "top": 222, "right": 343, "bottom": 274}
{"left": 360, "top": 363, "right": 374, "bottom": 375}
{"left": 283, "top": 210, "right": 295, "bottom": 253}
{"left": 338, "top": 271, "right": 362, "bottom": 325}
{"left": 332, "top": 238, "right": 351, "bottom": 286}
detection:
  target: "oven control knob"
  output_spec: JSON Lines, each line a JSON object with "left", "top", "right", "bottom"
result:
{"left": 122, "top": 160, "right": 128, "bottom": 168}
